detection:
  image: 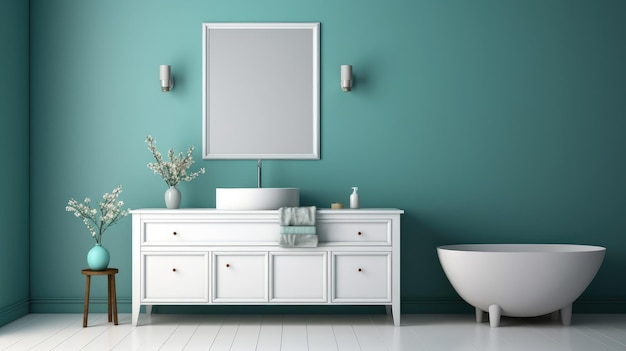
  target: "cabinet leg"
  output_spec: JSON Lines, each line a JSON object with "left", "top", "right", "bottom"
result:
{"left": 146, "top": 305, "right": 153, "bottom": 315}
{"left": 392, "top": 302, "right": 401, "bottom": 326}
{"left": 385, "top": 305, "right": 392, "bottom": 315}
{"left": 132, "top": 303, "right": 141, "bottom": 327}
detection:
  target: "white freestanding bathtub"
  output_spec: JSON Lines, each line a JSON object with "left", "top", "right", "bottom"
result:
{"left": 437, "top": 244, "right": 605, "bottom": 327}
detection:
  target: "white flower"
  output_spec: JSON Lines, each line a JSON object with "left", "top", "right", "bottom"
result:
{"left": 145, "top": 135, "right": 205, "bottom": 187}
{"left": 66, "top": 185, "right": 130, "bottom": 244}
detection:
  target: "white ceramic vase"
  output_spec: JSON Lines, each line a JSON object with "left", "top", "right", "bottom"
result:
{"left": 164, "top": 186, "right": 181, "bottom": 209}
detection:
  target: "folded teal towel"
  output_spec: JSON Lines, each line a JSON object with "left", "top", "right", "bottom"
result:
{"left": 278, "top": 207, "right": 317, "bottom": 247}
{"left": 279, "top": 234, "right": 318, "bottom": 247}
{"left": 279, "top": 206, "right": 316, "bottom": 226}
{"left": 280, "top": 225, "right": 317, "bottom": 235}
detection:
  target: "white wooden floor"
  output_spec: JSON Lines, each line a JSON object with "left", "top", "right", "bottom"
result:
{"left": 1, "top": 313, "right": 626, "bottom": 350}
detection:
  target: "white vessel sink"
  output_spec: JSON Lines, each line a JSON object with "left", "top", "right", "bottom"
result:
{"left": 216, "top": 188, "right": 300, "bottom": 210}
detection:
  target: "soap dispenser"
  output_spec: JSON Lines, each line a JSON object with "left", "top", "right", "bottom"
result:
{"left": 350, "top": 187, "right": 360, "bottom": 209}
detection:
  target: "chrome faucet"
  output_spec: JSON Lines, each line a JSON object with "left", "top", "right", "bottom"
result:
{"left": 257, "top": 160, "right": 262, "bottom": 188}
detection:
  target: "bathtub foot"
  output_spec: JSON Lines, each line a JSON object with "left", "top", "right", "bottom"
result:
{"left": 488, "top": 304, "right": 501, "bottom": 328}
{"left": 475, "top": 307, "right": 485, "bottom": 323}
{"left": 560, "top": 304, "right": 572, "bottom": 326}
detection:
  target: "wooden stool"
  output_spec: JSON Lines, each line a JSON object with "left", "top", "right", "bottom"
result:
{"left": 81, "top": 268, "right": 119, "bottom": 327}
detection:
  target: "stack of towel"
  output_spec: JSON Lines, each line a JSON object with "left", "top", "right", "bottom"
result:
{"left": 278, "top": 206, "right": 318, "bottom": 247}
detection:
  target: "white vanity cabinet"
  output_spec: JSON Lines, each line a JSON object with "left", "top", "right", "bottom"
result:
{"left": 131, "top": 208, "right": 403, "bottom": 326}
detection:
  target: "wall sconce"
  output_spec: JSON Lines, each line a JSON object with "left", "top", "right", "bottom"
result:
{"left": 159, "top": 65, "right": 174, "bottom": 92}
{"left": 341, "top": 65, "right": 352, "bottom": 92}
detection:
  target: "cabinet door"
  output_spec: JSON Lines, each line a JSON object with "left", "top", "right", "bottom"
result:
{"left": 270, "top": 252, "right": 327, "bottom": 302}
{"left": 212, "top": 252, "right": 268, "bottom": 302}
{"left": 142, "top": 252, "right": 209, "bottom": 302}
{"left": 332, "top": 252, "right": 391, "bottom": 302}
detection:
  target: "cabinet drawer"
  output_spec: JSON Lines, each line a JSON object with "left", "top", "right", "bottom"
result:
{"left": 142, "top": 222, "right": 279, "bottom": 244}
{"left": 270, "top": 252, "right": 327, "bottom": 302}
{"left": 142, "top": 253, "right": 209, "bottom": 302}
{"left": 318, "top": 220, "right": 390, "bottom": 244}
{"left": 332, "top": 253, "right": 391, "bottom": 302}
{"left": 212, "top": 252, "right": 267, "bottom": 302}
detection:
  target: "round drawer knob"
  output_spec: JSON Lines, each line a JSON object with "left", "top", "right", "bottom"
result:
{"left": 172, "top": 268, "right": 177, "bottom": 272}
{"left": 358, "top": 268, "right": 363, "bottom": 272}
{"left": 357, "top": 232, "right": 362, "bottom": 236}
{"left": 172, "top": 232, "right": 177, "bottom": 236}
{"left": 226, "top": 264, "right": 230, "bottom": 268}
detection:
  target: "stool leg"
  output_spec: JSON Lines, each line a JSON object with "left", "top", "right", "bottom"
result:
{"left": 83, "top": 275, "right": 91, "bottom": 327}
{"left": 111, "top": 274, "right": 118, "bottom": 325}
{"left": 107, "top": 275, "right": 112, "bottom": 322}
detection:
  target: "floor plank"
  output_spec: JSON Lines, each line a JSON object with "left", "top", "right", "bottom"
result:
{"left": 306, "top": 315, "right": 339, "bottom": 351}
{"left": 230, "top": 315, "right": 262, "bottom": 351}
{"left": 349, "top": 315, "right": 391, "bottom": 351}
{"left": 159, "top": 325, "right": 198, "bottom": 351}
{"left": 280, "top": 315, "right": 309, "bottom": 351}
{"left": 47, "top": 315, "right": 114, "bottom": 350}
{"left": 255, "top": 315, "right": 283, "bottom": 351}
{"left": 183, "top": 316, "right": 222, "bottom": 350}
{"left": 331, "top": 317, "right": 362, "bottom": 351}
{"left": 3, "top": 314, "right": 79, "bottom": 351}
{"left": 208, "top": 315, "right": 239, "bottom": 351}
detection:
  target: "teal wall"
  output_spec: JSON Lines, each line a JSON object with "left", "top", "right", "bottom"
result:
{"left": 25, "top": 0, "right": 626, "bottom": 314}
{"left": 0, "top": 0, "right": 30, "bottom": 326}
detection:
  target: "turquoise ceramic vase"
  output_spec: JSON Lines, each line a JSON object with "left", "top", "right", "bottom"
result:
{"left": 87, "top": 244, "right": 110, "bottom": 271}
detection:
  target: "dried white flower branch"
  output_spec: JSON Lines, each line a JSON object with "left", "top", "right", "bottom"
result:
{"left": 146, "top": 135, "right": 205, "bottom": 187}
{"left": 66, "top": 185, "right": 130, "bottom": 244}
